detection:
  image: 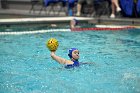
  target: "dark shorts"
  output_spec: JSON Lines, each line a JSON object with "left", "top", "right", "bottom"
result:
{"left": 78, "top": 0, "right": 94, "bottom": 5}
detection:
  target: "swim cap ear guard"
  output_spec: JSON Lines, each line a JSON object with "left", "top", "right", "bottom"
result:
{"left": 68, "top": 48, "right": 78, "bottom": 59}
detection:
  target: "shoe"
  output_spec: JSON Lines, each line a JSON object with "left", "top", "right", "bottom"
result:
{"left": 110, "top": 14, "right": 115, "bottom": 18}
{"left": 117, "top": 7, "right": 121, "bottom": 12}
{"left": 76, "top": 12, "right": 80, "bottom": 16}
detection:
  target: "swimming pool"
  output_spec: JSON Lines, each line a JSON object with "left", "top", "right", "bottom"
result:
{"left": 0, "top": 28, "right": 140, "bottom": 93}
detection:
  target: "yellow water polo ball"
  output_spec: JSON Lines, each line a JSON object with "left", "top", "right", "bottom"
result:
{"left": 46, "top": 38, "right": 59, "bottom": 51}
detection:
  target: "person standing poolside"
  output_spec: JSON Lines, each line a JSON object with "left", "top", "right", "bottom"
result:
{"left": 51, "top": 48, "right": 80, "bottom": 68}
{"left": 110, "top": 0, "right": 121, "bottom": 18}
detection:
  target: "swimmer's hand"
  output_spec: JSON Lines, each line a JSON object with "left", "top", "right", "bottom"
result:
{"left": 50, "top": 51, "right": 55, "bottom": 59}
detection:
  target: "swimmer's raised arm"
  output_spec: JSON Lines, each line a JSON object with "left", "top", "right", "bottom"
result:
{"left": 51, "top": 51, "right": 73, "bottom": 65}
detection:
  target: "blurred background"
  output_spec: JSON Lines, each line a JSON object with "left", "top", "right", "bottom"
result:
{"left": 0, "top": 0, "right": 140, "bottom": 18}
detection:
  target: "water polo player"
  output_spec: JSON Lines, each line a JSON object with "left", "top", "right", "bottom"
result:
{"left": 46, "top": 38, "right": 95, "bottom": 68}
{"left": 50, "top": 48, "right": 80, "bottom": 68}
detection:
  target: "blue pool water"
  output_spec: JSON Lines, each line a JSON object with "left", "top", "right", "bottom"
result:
{"left": 0, "top": 29, "right": 140, "bottom": 93}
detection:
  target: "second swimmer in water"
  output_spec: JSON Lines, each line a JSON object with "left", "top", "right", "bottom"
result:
{"left": 51, "top": 48, "right": 80, "bottom": 68}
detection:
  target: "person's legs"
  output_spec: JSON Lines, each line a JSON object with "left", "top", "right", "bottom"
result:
{"left": 76, "top": 3, "right": 82, "bottom": 16}
{"left": 110, "top": 0, "right": 121, "bottom": 18}
{"left": 113, "top": 0, "right": 121, "bottom": 12}
{"left": 76, "top": 0, "right": 84, "bottom": 16}
{"left": 110, "top": 1, "right": 115, "bottom": 18}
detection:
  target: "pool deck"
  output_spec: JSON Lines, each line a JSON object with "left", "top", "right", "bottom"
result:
{"left": 0, "top": 9, "right": 140, "bottom": 28}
